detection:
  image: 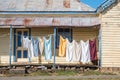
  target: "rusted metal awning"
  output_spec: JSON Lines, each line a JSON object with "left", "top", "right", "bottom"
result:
{"left": 0, "top": 17, "right": 100, "bottom": 28}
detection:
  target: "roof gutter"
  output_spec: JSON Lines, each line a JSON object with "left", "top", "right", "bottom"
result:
{"left": 96, "top": 0, "right": 117, "bottom": 13}
{"left": 0, "top": 11, "right": 97, "bottom": 15}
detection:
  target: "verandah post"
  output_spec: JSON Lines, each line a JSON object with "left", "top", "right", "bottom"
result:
{"left": 53, "top": 27, "right": 56, "bottom": 69}
{"left": 98, "top": 27, "right": 102, "bottom": 68}
{"left": 9, "top": 26, "right": 12, "bottom": 68}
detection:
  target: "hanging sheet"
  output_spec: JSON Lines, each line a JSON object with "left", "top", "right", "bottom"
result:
{"left": 44, "top": 35, "right": 52, "bottom": 61}
{"left": 80, "top": 40, "right": 91, "bottom": 64}
{"left": 22, "top": 36, "right": 34, "bottom": 58}
{"left": 73, "top": 41, "right": 82, "bottom": 62}
{"left": 59, "top": 36, "right": 67, "bottom": 57}
{"left": 38, "top": 37, "right": 44, "bottom": 55}
{"left": 89, "top": 39, "right": 97, "bottom": 61}
{"left": 66, "top": 39, "right": 76, "bottom": 62}
{"left": 32, "top": 38, "right": 39, "bottom": 57}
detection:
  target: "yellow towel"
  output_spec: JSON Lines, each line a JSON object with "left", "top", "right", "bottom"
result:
{"left": 59, "top": 36, "right": 66, "bottom": 57}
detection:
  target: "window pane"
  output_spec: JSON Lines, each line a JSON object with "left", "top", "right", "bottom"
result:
{"left": 23, "top": 50, "right": 28, "bottom": 58}
{"left": 56, "top": 28, "right": 72, "bottom": 47}
{"left": 17, "top": 31, "right": 22, "bottom": 47}
{"left": 64, "top": 29, "right": 70, "bottom": 32}
{"left": 58, "top": 28, "right": 63, "bottom": 32}
{"left": 17, "top": 50, "right": 21, "bottom": 58}
{"left": 23, "top": 31, "right": 28, "bottom": 38}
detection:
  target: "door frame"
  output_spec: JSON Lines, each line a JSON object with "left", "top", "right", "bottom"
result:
{"left": 14, "top": 28, "right": 31, "bottom": 62}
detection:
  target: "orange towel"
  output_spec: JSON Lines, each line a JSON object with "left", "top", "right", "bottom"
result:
{"left": 59, "top": 36, "right": 66, "bottom": 57}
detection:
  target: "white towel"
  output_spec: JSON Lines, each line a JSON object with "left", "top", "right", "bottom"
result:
{"left": 80, "top": 40, "right": 91, "bottom": 64}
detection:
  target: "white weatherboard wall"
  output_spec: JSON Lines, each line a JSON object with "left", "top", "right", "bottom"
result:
{"left": 0, "top": 28, "right": 14, "bottom": 63}
{"left": 101, "top": 2, "right": 120, "bottom": 67}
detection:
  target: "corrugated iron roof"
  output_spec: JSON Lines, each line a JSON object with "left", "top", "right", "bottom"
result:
{"left": 0, "top": 0, "right": 95, "bottom": 11}
{"left": 96, "top": 0, "right": 117, "bottom": 13}
{"left": 0, "top": 17, "right": 100, "bottom": 27}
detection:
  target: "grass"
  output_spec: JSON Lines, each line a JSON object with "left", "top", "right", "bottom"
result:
{"left": 27, "top": 70, "right": 79, "bottom": 76}
{"left": 58, "top": 79, "right": 120, "bottom": 80}
{"left": 3, "top": 69, "right": 117, "bottom": 77}
{"left": 25, "top": 70, "right": 116, "bottom": 76}
{"left": 83, "top": 70, "right": 116, "bottom": 76}
{"left": 55, "top": 70, "right": 79, "bottom": 76}
{"left": 29, "top": 70, "right": 50, "bottom": 76}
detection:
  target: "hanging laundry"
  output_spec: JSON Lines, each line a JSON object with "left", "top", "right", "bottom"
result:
{"left": 80, "top": 40, "right": 91, "bottom": 64}
{"left": 28, "top": 40, "right": 34, "bottom": 58}
{"left": 22, "top": 36, "right": 29, "bottom": 48}
{"left": 73, "top": 41, "right": 82, "bottom": 62}
{"left": 44, "top": 35, "right": 52, "bottom": 61}
{"left": 22, "top": 36, "right": 34, "bottom": 58}
{"left": 89, "top": 39, "right": 97, "bottom": 61}
{"left": 59, "top": 36, "right": 66, "bottom": 57}
{"left": 66, "top": 39, "right": 75, "bottom": 62}
{"left": 38, "top": 37, "right": 44, "bottom": 55}
{"left": 32, "top": 38, "right": 39, "bottom": 57}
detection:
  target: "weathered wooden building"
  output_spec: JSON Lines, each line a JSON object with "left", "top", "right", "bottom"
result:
{"left": 97, "top": 0, "right": 120, "bottom": 71}
{"left": 0, "top": 0, "right": 119, "bottom": 70}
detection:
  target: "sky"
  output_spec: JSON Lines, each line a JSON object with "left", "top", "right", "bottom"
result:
{"left": 81, "top": 0, "right": 105, "bottom": 9}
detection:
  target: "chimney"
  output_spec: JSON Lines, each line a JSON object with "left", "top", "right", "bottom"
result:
{"left": 63, "top": 0, "right": 70, "bottom": 8}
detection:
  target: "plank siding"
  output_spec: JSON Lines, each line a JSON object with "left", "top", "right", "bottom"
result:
{"left": 101, "top": 2, "right": 120, "bottom": 67}
{"left": 0, "top": 28, "right": 14, "bottom": 63}
{"left": 73, "top": 27, "right": 99, "bottom": 50}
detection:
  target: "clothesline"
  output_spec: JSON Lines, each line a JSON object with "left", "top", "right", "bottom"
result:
{"left": 59, "top": 36, "right": 97, "bottom": 63}
{"left": 57, "top": 33, "right": 97, "bottom": 42}
{"left": 0, "top": 33, "right": 54, "bottom": 38}
{"left": 14, "top": 33, "right": 54, "bottom": 38}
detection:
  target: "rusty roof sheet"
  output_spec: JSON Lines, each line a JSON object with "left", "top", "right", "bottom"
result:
{"left": 0, "top": 17, "right": 100, "bottom": 27}
{"left": 0, "top": 0, "right": 95, "bottom": 11}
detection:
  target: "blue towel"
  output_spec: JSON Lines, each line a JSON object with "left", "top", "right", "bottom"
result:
{"left": 32, "top": 38, "right": 39, "bottom": 57}
{"left": 44, "top": 35, "right": 52, "bottom": 61}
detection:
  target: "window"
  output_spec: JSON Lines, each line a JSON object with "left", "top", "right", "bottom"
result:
{"left": 56, "top": 28, "right": 72, "bottom": 48}
{"left": 23, "top": 50, "right": 28, "bottom": 58}
{"left": 15, "top": 29, "right": 30, "bottom": 59}
{"left": 17, "top": 31, "right": 22, "bottom": 47}
{"left": 17, "top": 50, "right": 21, "bottom": 58}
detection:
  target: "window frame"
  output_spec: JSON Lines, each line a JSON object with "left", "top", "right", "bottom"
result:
{"left": 15, "top": 28, "right": 31, "bottom": 60}
{"left": 56, "top": 28, "right": 72, "bottom": 48}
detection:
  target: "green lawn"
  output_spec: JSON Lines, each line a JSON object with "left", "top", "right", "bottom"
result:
{"left": 27, "top": 70, "right": 116, "bottom": 76}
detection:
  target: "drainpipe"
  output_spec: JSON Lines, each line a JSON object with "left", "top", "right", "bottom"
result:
{"left": 9, "top": 26, "right": 12, "bottom": 68}
{"left": 53, "top": 27, "right": 56, "bottom": 69}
